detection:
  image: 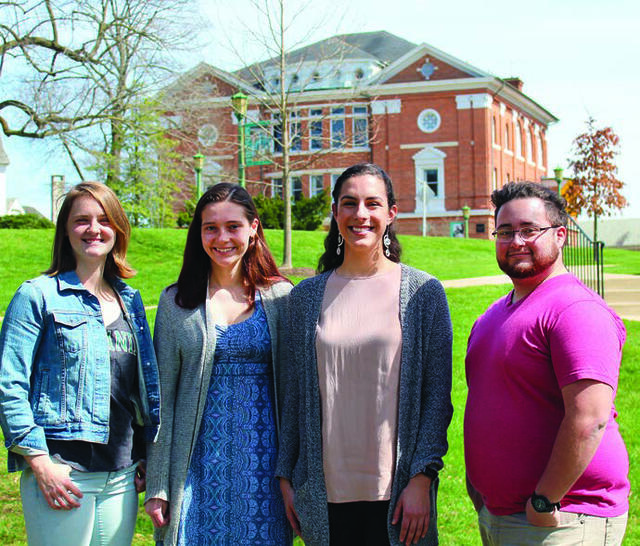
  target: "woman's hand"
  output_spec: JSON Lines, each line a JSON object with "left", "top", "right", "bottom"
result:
{"left": 134, "top": 461, "right": 146, "bottom": 493}
{"left": 392, "top": 473, "right": 431, "bottom": 545}
{"left": 145, "top": 497, "right": 170, "bottom": 528}
{"left": 279, "top": 478, "right": 302, "bottom": 538}
{"left": 25, "top": 454, "right": 83, "bottom": 510}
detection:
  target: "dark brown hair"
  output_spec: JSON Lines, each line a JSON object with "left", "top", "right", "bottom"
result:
{"left": 175, "top": 183, "right": 288, "bottom": 309}
{"left": 317, "top": 163, "right": 401, "bottom": 273}
{"left": 44, "top": 182, "right": 134, "bottom": 279}
{"left": 491, "top": 181, "right": 569, "bottom": 227}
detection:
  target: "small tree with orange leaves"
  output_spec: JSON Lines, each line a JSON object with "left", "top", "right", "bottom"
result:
{"left": 565, "top": 117, "right": 627, "bottom": 242}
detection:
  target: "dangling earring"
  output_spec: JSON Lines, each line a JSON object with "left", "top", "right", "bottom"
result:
{"left": 383, "top": 228, "right": 391, "bottom": 257}
{"left": 336, "top": 233, "right": 344, "bottom": 256}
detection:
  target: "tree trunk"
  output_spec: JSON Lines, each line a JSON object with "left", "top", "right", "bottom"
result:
{"left": 279, "top": 0, "right": 293, "bottom": 269}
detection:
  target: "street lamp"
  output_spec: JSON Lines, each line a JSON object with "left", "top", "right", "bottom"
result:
{"left": 231, "top": 91, "right": 249, "bottom": 188}
{"left": 553, "top": 166, "right": 564, "bottom": 195}
{"left": 193, "top": 153, "right": 204, "bottom": 198}
{"left": 462, "top": 205, "right": 471, "bottom": 238}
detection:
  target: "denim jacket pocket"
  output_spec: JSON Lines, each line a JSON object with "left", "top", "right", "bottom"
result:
{"left": 52, "top": 312, "right": 88, "bottom": 354}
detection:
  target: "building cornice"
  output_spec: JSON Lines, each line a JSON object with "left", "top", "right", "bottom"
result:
{"left": 166, "top": 74, "right": 557, "bottom": 127}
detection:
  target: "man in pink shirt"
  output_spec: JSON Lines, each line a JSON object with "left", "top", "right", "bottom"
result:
{"left": 464, "top": 182, "right": 629, "bottom": 545}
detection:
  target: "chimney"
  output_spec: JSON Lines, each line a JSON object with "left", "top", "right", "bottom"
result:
{"left": 504, "top": 77, "right": 524, "bottom": 91}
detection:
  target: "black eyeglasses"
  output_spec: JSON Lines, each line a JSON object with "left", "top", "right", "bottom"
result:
{"left": 492, "top": 225, "right": 560, "bottom": 242}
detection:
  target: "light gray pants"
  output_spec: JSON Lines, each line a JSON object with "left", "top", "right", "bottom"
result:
{"left": 478, "top": 505, "right": 627, "bottom": 546}
{"left": 20, "top": 463, "right": 139, "bottom": 546}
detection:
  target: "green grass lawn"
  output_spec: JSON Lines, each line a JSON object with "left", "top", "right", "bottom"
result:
{"left": 0, "top": 228, "right": 638, "bottom": 545}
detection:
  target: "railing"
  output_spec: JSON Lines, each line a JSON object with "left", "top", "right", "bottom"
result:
{"left": 563, "top": 216, "right": 605, "bottom": 297}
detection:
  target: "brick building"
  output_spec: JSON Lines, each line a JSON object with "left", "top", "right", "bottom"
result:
{"left": 163, "top": 31, "right": 557, "bottom": 237}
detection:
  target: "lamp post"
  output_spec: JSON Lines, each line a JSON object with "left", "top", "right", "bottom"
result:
{"left": 231, "top": 91, "right": 249, "bottom": 188}
{"left": 462, "top": 205, "right": 471, "bottom": 238}
{"left": 193, "top": 153, "right": 204, "bottom": 198}
{"left": 553, "top": 166, "right": 564, "bottom": 196}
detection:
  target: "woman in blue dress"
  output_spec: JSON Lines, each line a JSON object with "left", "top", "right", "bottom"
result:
{"left": 145, "top": 183, "right": 292, "bottom": 545}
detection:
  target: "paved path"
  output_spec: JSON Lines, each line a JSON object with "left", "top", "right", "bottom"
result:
{"left": 442, "top": 273, "right": 640, "bottom": 322}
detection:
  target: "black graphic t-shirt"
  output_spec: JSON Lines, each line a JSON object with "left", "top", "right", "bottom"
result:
{"left": 48, "top": 313, "right": 144, "bottom": 471}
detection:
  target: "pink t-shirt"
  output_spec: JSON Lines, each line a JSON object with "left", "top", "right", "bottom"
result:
{"left": 464, "top": 274, "right": 630, "bottom": 517}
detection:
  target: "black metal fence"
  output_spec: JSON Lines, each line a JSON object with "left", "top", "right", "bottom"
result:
{"left": 564, "top": 216, "right": 605, "bottom": 297}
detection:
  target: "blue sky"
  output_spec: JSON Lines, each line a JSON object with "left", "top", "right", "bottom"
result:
{"left": 4, "top": 0, "right": 638, "bottom": 218}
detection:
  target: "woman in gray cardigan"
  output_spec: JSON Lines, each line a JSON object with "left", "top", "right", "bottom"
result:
{"left": 145, "top": 184, "right": 292, "bottom": 545}
{"left": 276, "top": 164, "right": 453, "bottom": 546}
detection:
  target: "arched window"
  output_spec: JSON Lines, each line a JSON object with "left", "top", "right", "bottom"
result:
{"left": 515, "top": 123, "right": 522, "bottom": 157}
{"left": 527, "top": 130, "right": 533, "bottom": 161}
{"left": 537, "top": 135, "right": 544, "bottom": 167}
{"left": 504, "top": 125, "right": 510, "bottom": 150}
{"left": 492, "top": 117, "right": 497, "bottom": 144}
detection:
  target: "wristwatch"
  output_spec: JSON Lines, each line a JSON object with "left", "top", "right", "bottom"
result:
{"left": 531, "top": 492, "right": 561, "bottom": 513}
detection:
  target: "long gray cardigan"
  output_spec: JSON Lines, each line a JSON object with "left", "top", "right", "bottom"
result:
{"left": 145, "top": 281, "right": 292, "bottom": 545}
{"left": 275, "top": 264, "right": 453, "bottom": 546}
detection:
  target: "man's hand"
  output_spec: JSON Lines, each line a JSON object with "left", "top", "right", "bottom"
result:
{"left": 392, "top": 473, "right": 431, "bottom": 545}
{"left": 279, "top": 478, "right": 302, "bottom": 538}
{"left": 25, "top": 454, "right": 83, "bottom": 510}
{"left": 525, "top": 497, "right": 561, "bottom": 527}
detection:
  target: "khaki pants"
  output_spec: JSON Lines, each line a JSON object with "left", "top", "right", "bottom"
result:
{"left": 478, "top": 505, "right": 627, "bottom": 546}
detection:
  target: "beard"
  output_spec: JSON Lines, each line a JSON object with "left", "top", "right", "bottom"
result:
{"left": 497, "top": 246, "right": 561, "bottom": 279}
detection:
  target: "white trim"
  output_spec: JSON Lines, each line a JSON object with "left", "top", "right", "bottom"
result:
{"left": 167, "top": 75, "right": 557, "bottom": 126}
{"left": 370, "top": 42, "right": 491, "bottom": 85}
{"left": 412, "top": 147, "right": 447, "bottom": 213}
{"left": 397, "top": 209, "right": 491, "bottom": 219}
{"left": 455, "top": 93, "right": 492, "bottom": 109}
{"left": 492, "top": 143, "right": 502, "bottom": 151}
{"left": 400, "top": 141, "right": 458, "bottom": 149}
{"left": 264, "top": 167, "right": 344, "bottom": 178}
{"left": 417, "top": 109, "right": 441, "bottom": 133}
{"left": 371, "top": 99, "right": 402, "bottom": 114}
{"left": 499, "top": 103, "right": 506, "bottom": 116}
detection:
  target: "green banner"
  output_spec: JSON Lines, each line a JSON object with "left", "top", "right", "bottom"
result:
{"left": 245, "top": 122, "right": 272, "bottom": 166}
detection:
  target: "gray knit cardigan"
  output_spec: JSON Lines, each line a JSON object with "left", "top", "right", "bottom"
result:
{"left": 145, "top": 281, "right": 292, "bottom": 545}
{"left": 275, "top": 264, "right": 453, "bottom": 546}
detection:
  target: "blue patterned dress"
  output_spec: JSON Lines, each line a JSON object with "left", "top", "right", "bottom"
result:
{"left": 177, "top": 296, "right": 289, "bottom": 545}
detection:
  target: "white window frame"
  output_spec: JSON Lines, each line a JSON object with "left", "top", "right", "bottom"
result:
{"left": 412, "top": 147, "right": 446, "bottom": 213}
{"left": 352, "top": 105, "right": 369, "bottom": 148}
{"left": 330, "top": 106, "right": 345, "bottom": 148}
{"left": 310, "top": 174, "right": 324, "bottom": 197}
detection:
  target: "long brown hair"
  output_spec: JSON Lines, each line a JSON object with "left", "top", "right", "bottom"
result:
{"left": 175, "top": 183, "right": 287, "bottom": 309}
{"left": 44, "top": 182, "right": 135, "bottom": 279}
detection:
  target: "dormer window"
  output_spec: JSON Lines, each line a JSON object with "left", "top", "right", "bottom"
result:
{"left": 355, "top": 68, "right": 365, "bottom": 80}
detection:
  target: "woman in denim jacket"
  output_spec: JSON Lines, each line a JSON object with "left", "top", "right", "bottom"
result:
{"left": 0, "top": 182, "right": 160, "bottom": 546}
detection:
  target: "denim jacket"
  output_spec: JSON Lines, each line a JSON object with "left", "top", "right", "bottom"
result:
{"left": 0, "top": 271, "right": 161, "bottom": 472}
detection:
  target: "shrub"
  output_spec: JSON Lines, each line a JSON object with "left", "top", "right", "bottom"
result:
{"left": 253, "top": 194, "right": 284, "bottom": 229}
{"left": 293, "top": 190, "right": 331, "bottom": 231}
{"left": 176, "top": 199, "right": 196, "bottom": 228}
{"left": 0, "top": 214, "right": 54, "bottom": 229}
{"left": 254, "top": 191, "right": 330, "bottom": 231}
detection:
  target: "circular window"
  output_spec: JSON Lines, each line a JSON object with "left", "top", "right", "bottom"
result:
{"left": 197, "top": 124, "right": 219, "bottom": 147}
{"left": 417, "top": 109, "right": 441, "bottom": 133}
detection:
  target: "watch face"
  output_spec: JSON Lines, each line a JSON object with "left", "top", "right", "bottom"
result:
{"left": 532, "top": 497, "right": 547, "bottom": 512}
